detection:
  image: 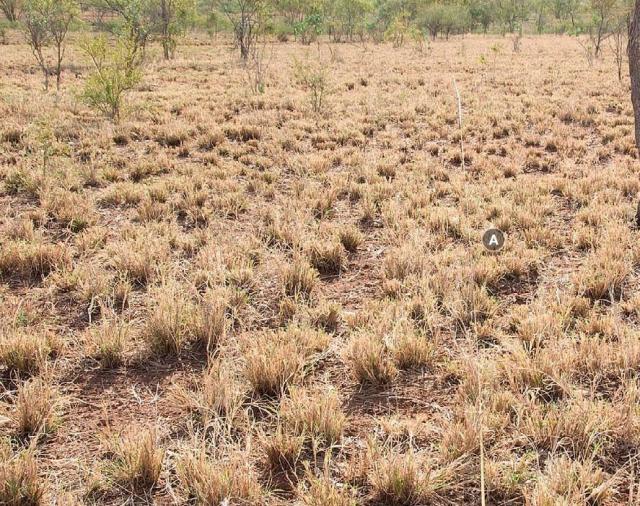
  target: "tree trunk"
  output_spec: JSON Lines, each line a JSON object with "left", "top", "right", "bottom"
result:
{"left": 238, "top": 15, "right": 250, "bottom": 59}
{"left": 56, "top": 44, "right": 62, "bottom": 90}
{"left": 161, "top": 0, "right": 171, "bottom": 60}
{"left": 629, "top": 0, "right": 640, "bottom": 148}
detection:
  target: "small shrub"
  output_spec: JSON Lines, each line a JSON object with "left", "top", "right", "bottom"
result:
{"left": 293, "top": 57, "right": 331, "bottom": 114}
{"left": 81, "top": 36, "right": 143, "bottom": 122}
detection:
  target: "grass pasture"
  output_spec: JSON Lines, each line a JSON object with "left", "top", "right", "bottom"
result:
{"left": 1, "top": 32, "right": 640, "bottom": 504}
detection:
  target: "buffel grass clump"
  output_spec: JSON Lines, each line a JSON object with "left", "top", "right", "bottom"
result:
{"left": 2, "top": 33, "right": 640, "bottom": 504}
{"left": 0, "top": 241, "right": 71, "bottom": 282}
{"left": 85, "top": 318, "right": 128, "bottom": 368}
{"left": 105, "top": 428, "right": 165, "bottom": 491}
{"left": 280, "top": 386, "right": 346, "bottom": 448}
{"left": 243, "top": 330, "right": 306, "bottom": 398}
{"left": 144, "top": 282, "right": 198, "bottom": 355}
{"left": 177, "top": 449, "right": 262, "bottom": 504}
{"left": 0, "top": 442, "right": 45, "bottom": 505}
{"left": 0, "top": 329, "right": 55, "bottom": 376}
{"left": 174, "top": 360, "right": 246, "bottom": 427}
{"left": 14, "top": 376, "right": 60, "bottom": 438}
{"left": 346, "top": 331, "right": 398, "bottom": 386}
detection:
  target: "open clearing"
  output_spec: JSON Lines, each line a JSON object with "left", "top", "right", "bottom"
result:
{"left": 1, "top": 33, "right": 640, "bottom": 504}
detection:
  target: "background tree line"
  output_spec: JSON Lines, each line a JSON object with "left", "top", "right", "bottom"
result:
{"left": 213, "top": 0, "right": 633, "bottom": 45}
{"left": 0, "top": 0, "right": 634, "bottom": 121}
{"left": 1, "top": 0, "right": 634, "bottom": 49}
{"left": 205, "top": 0, "right": 634, "bottom": 65}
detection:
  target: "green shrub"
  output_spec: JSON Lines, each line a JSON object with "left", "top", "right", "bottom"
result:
{"left": 293, "top": 13, "right": 322, "bottom": 44}
{"left": 81, "top": 35, "right": 142, "bottom": 122}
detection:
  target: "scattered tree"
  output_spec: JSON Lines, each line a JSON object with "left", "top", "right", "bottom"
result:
{"left": 551, "top": 0, "right": 581, "bottom": 27}
{"left": 495, "top": 0, "right": 530, "bottom": 32}
{"left": 418, "top": 3, "right": 471, "bottom": 40}
{"left": 587, "top": 0, "right": 618, "bottom": 56}
{"left": 152, "top": 0, "right": 195, "bottom": 59}
{"left": 533, "top": 0, "right": 550, "bottom": 32}
{"left": 293, "top": 10, "right": 322, "bottom": 44}
{"left": 385, "top": 10, "right": 412, "bottom": 47}
{"left": 22, "top": 0, "right": 78, "bottom": 90}
{"left": 21, "top": 0, "right": 50, "bottom": 90}
{"left": 629, "top": 0, "right": 640, "bottom": 147}
{"left": 217, "top": 0, "right": 267, "bottom": 59}
{"left": 244, "top": 33, "right": 271, "bottom": 92}
{"left": 99, "top": 0, "right": 155, "bottom": 58}
{"left": 325, "top": 0, "right": 373, "bottom": 42}
{"left": 610, "top": 13, "right": 627, "bottom": 80}
{"left": 49, "top": 0, "right": 78, "bottom": 89}
{"left": 0, "top": 0, "right": 22, "bottom": 21}
{"left": 469, "top": 0, "right": 496, "bottom": 32}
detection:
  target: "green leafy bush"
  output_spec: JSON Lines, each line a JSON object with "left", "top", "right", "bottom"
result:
{"left": 293, "top": 12, "right": 322, "bottom": 45}
{"left": 81, "top": 35, "right": 142, "bottom": 122}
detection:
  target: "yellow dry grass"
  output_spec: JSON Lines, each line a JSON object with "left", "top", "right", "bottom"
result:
{"left": 0, "top": 31, "right": 639, "bottom": 504}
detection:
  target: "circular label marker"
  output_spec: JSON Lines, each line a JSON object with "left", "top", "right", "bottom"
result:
{"left": 482, "top": 228, "right": 505, "bottom": 252}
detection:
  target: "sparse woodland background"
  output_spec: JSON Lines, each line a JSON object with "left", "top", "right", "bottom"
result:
{"left": 1, "top": 0, "right": 640, "bottom": 505}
